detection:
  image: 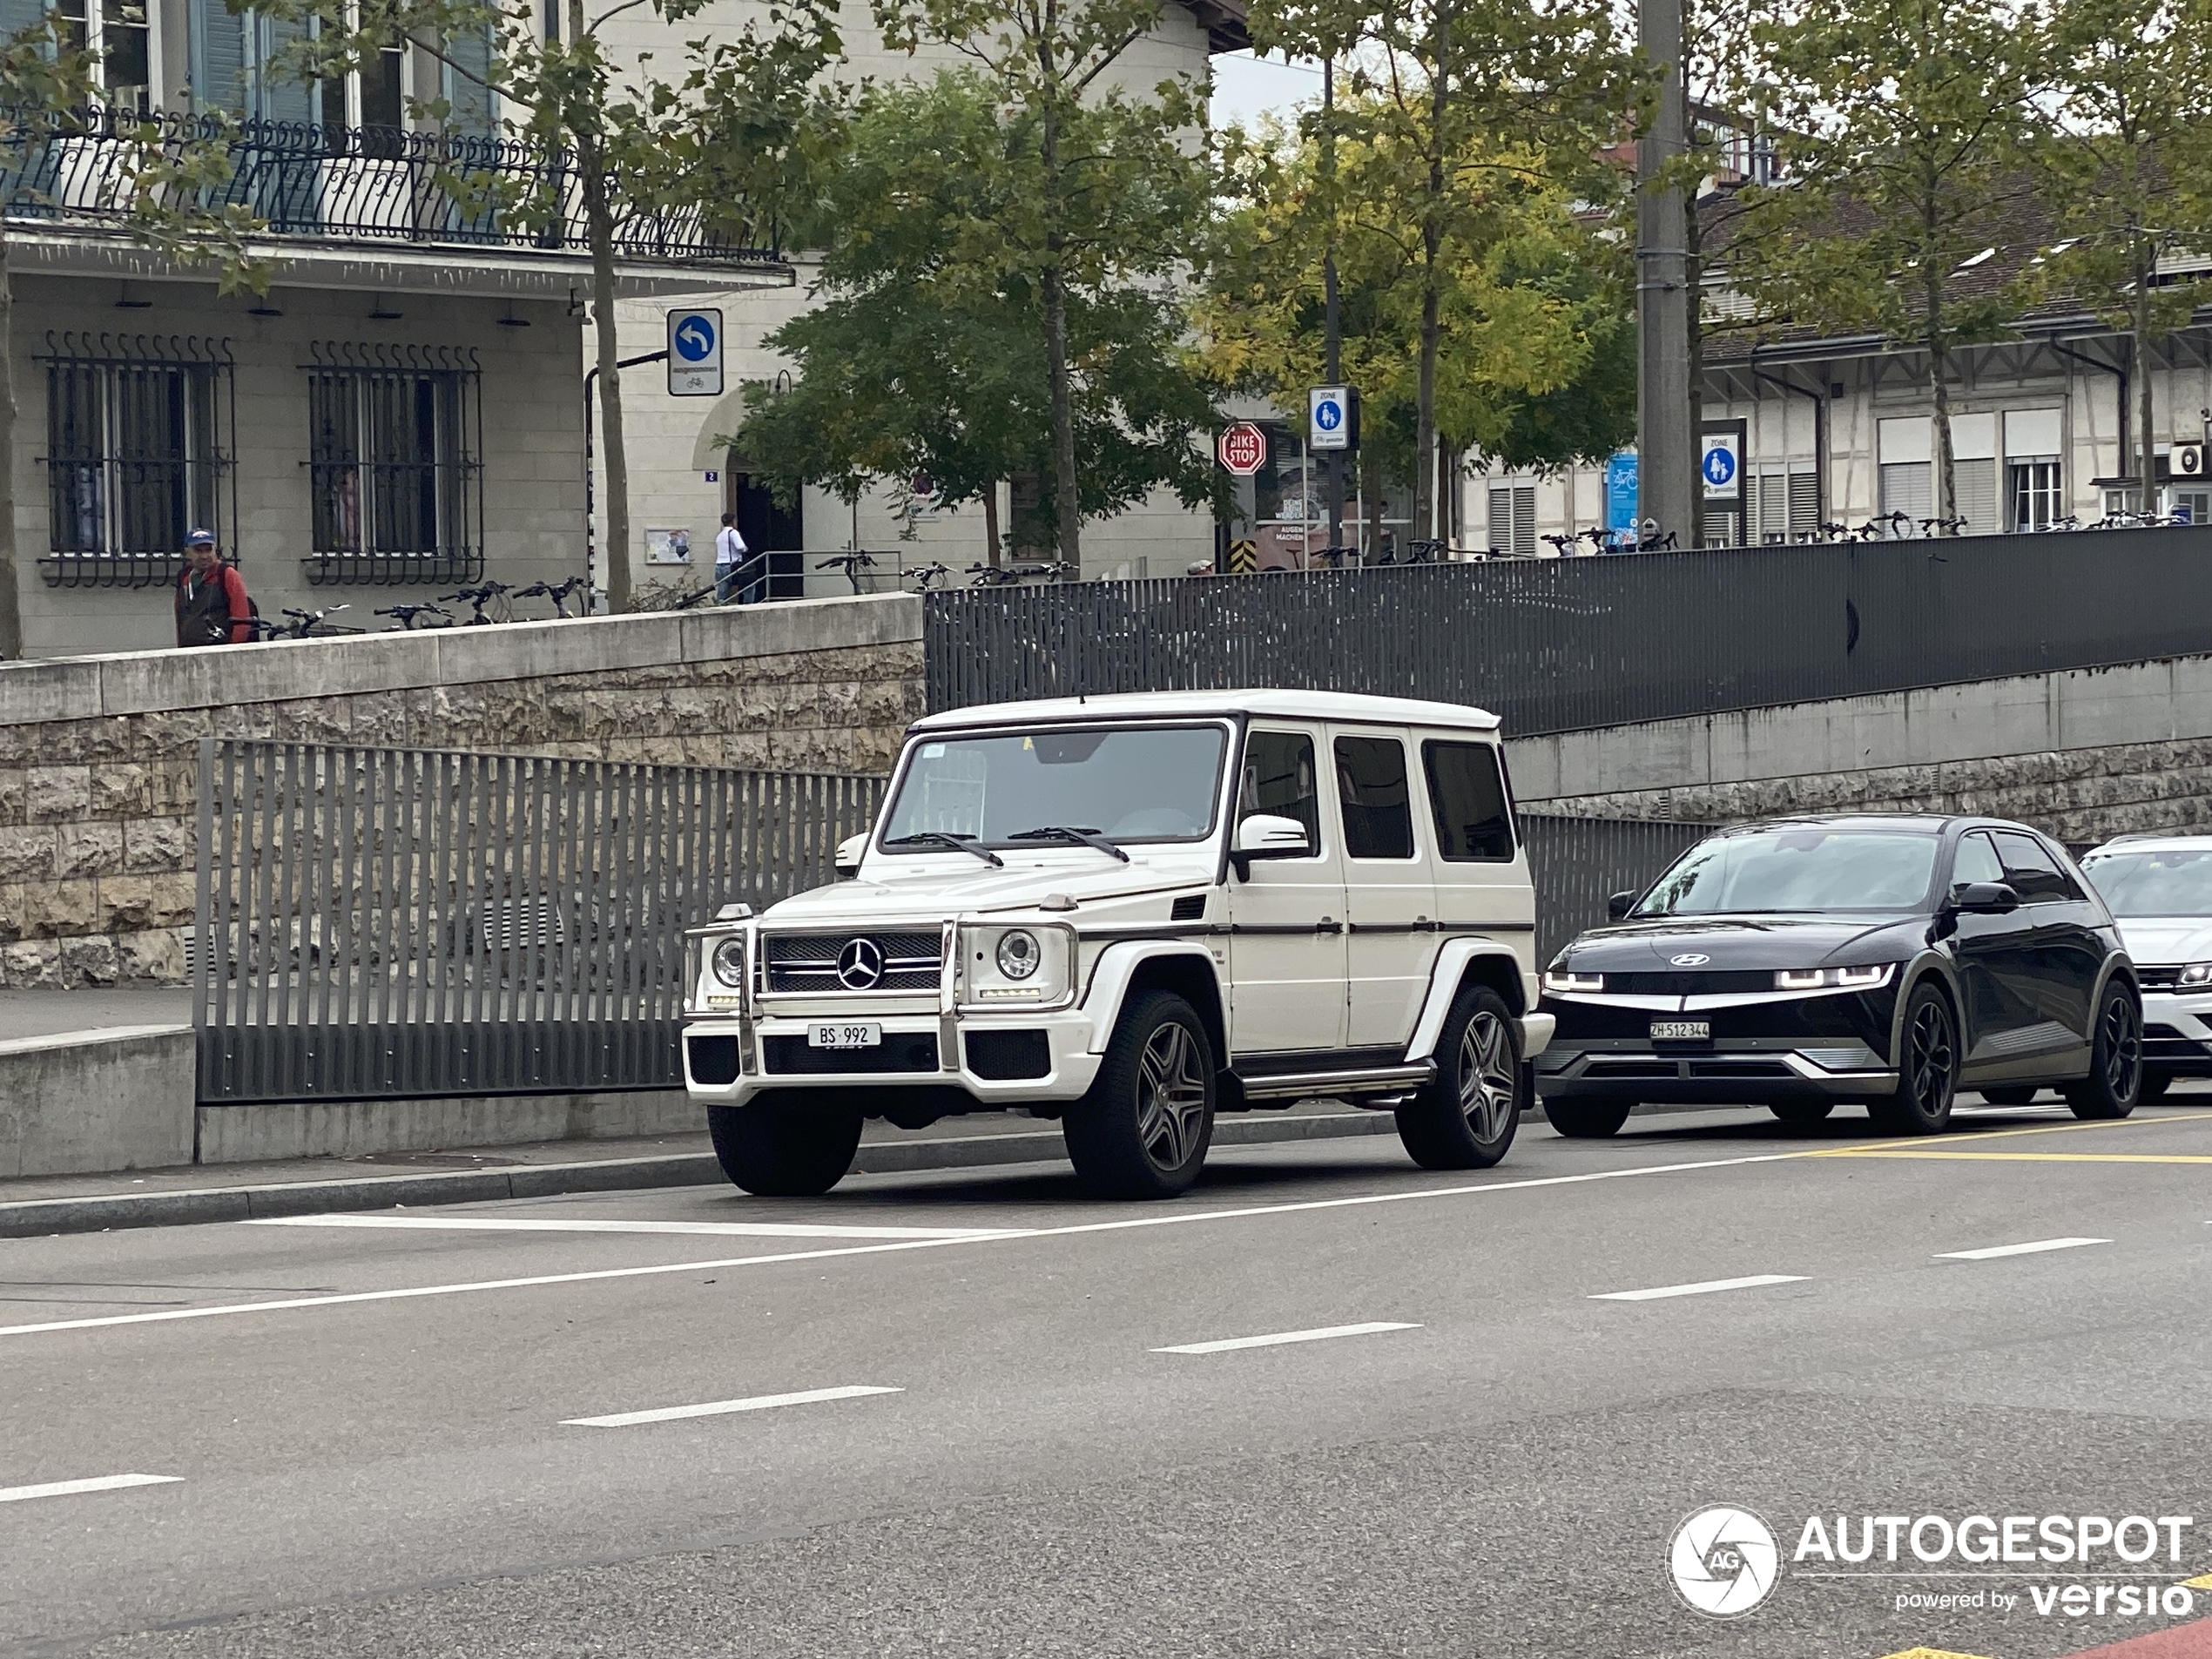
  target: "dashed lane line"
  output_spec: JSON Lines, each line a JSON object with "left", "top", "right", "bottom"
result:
{"left": 1937, "top": 1237, "right": 2112, "bottom": 1259}
{"left": 1151, "top": 1321, "right": 1420, "bottom": 1355}
{"left": 0, "top": 1473, "right": 181, "bottom": 1505}
{"left": 2, "top": 1112, "right": 2204, "bottom": 1345}
{"left": 563, "top": 1385, "right": 901, "bottom": 1427}
{"left": 1589, "top": 1273, "right": 1809, "bottom": 1302}
{"left": 245, "top": 1215, "right": 1020, "bottom": 1241}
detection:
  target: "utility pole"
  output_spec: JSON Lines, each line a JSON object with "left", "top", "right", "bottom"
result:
{"left": 1322, "top": 55, "right": 1345, "bottom": 556}
{"left": 1635, "top": 0, "right": 1695, "bottom": 547}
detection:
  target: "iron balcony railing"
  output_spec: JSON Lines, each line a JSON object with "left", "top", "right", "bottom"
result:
{"left": 3, "top": 105, "right": 781, "bottom": 266}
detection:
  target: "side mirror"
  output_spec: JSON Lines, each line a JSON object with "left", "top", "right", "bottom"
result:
{"left": 834, "top": 832, "right": 867, "bottom": 880}
{"left": 1607, "top": 890, "right": 1638, "bottom": 921}
{"left": 1950, "top": 880, "right": 2020, "bottom": 914}
{"left": 1231, "top": 813, "right": 1312, "bottom": 878}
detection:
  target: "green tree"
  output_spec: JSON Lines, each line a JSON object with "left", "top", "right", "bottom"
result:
{"left": 1202, "top": 113, "right": 1635, "bottom": 536}
{"left": 868, "top": 0, "right": 1216, "bottom": 566}
{"left": 1245, "top": 0, "right": 1643, "bottom": 543}
{"left": 266, "top": 0, "right": 842, "bottom": 609}
{"left": 0, "top": 25, "right": 266, "bottom": 658}
{"left": 2040, "top": 0, "right": 2212, "bottom": 503}
{"left": 1730, "top": 0, "right": 2047, "bottom": 529}
{"left": 736, "top": 70, "right": 1217, "bottom": 563}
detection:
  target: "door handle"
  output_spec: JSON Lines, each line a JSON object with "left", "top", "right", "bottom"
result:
{"left": 1315, "top": 917, "right": 1343, "bottom": 934}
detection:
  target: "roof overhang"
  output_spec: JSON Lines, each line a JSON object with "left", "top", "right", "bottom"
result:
{"left": 1178, "top": 0, "right": 1252, "bottom": 52}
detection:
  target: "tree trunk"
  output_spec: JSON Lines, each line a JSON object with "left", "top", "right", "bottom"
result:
{"left": 1040, "top": 97, "right": 1080, "bottom": 572}
{"left": 1685, "top": 188, "right": 1703, "bottom": 550}
{"left": 1925, "top": 233, "right": 1952, "bottom": 534}
{"left": 0, "top": 219, "right": 18, "bottom": 660}
{"left": 982, "top": 482, "right": 1001, "bottom": 567}
{"left": 582, "top": 135, "right": 630, "bottom": 611}
{"left": 1413, "top": 14, "right": 1448, "bottom": 545}
{"left": 2135, "top": 237, "right": 2156, "bottom": 510}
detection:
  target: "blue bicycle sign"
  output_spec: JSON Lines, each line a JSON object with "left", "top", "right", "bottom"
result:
{"left": 673, "top": 314, "right": 717, "bottom": 362}
{"left": 666, "top": 308, "right": 724, "bottom": 396}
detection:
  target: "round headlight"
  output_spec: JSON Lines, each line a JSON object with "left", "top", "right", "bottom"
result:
{"left": 711, "top": 937, "right": 747, "bottom": 988}
{"left": 995, "top": 929, "right": 1041, "bottom": 981}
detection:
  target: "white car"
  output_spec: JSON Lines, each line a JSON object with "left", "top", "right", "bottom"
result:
{"left": 682, "top": 690, "right": 1553, "bottom": 1198}
{"left": 2080, "top": 833, "right": 2212, "bottom": 1100}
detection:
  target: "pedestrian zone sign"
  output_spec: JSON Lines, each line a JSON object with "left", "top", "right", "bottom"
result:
{"left": 1701, "top": 432, "right": 1740, "bottom": 499}
{"left": 1310, "top": 387, "right": 1352, "bottom": 451}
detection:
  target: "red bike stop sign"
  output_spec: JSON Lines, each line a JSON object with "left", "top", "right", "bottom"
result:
{"left": 1217, "top": 421, "right": 1268, "bottom": 476}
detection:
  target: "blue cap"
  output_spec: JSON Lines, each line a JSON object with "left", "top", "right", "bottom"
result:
{"left": 185, "top": 528, "right": 216, "bottom": 547}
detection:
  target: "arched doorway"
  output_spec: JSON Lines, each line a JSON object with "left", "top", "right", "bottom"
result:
{"left": 691, "top": 389, "right": 806, "bottom": 598}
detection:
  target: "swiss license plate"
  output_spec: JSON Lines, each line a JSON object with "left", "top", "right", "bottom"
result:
{"left": 808, "top": 1022, "right": 882, "bottom": 1050}
{"left": 1649, "top": 1020, "right": 1711, "bottom": 1042}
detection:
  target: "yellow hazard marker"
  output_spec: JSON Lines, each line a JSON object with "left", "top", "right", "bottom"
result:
{"left": 1226, "top": 537, "right": 1258, "bottom": 574}
{"left": 1873, "top": 1648, "right": 1997, "bottom": 1659}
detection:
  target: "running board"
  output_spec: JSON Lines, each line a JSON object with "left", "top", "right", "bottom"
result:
{"left": 1235, "top": 1062, "right": 1435, "bottom": 1102}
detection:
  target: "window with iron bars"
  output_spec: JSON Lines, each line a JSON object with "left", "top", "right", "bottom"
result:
{"left": 303, "top": 342, "right": 482, "bottom": 584}
{"left": 39, "top": 333, "right": 234, "bottom": 589}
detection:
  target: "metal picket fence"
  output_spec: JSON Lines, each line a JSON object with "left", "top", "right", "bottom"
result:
{"left": 1521, "top": 812, "right": 1714, "bottom": 965}
{"left": 192, "top": 738, "right": 882, "bottom": 1103}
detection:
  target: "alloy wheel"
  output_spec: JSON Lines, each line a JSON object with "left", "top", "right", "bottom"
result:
{"left": 1135, "top": 1019, "right": 1209, "bottom": 1171}
{"left": 1456, "top": 1009, "right": 1518, "bottom": 1143}
{"left": 2102, "top": 993, "right": 2142, "bottom": 1099}
{"left": 1909, "top": 999, "right": 1956, "bottom": 1109}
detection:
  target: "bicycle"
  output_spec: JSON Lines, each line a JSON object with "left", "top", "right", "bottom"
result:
{"left": 375, "top": 602, "right": 455, "bottom": 631}
{"left": 437, "top": 582, "right": 513, "bottom": 625}
{"left": 967, "top": 561, "right": 1073, "bottom": 586}
{"left": 906, "top": 563, "right": 955, "bottom": 591}
{"left": 511, "top": 575, "right": 590, "bottom": 618}
{"left": 815, "top": 551, "right": 879, "bottom": 595}
{"left": 246, "top": 604, "right": 364, "bottom": 641}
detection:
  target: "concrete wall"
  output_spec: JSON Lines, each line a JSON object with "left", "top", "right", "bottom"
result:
{"left": 1511, "top": 653, "right": 2212, "bottom": 843}
{"left": 0, "top": 592, "right": 924, "bottom": 988}
{"left": 0, "top": 1024, "right": 194, "bottom": 1176}
{"left": 15, "top": 276, "right": 585, "bottom": 661}
{"left": 196, "top": 1089, "right": 698, "bottom": 1163}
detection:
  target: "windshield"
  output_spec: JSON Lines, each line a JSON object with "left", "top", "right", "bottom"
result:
{"left": 2082, "top": 848, "right": 2212, "bottom": 918}
{"left": 880, "top": 724, "right": 1229, "bottom": 850}
{"left": 1635, "top": 827, "right": 1940, "bottom": 916}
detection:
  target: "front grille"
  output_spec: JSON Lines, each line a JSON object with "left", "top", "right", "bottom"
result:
{"left": 1687, "top": 1058, "right": 1794, "bottom": 1078}
{"left": 1584, "top": 1059, "right": 1682, "bottom": 1079}
{"left": 763, "top": 931, "right": 942, "bottom": 994}
{"left": 763, "top": 1033, "right": 941, "bottom": 1074}
{"left": 1599, "top": 971, "right": 1786, "bottom": 995}
{"left": 2138, "top": 966, "right": 2184, "bottom": 990}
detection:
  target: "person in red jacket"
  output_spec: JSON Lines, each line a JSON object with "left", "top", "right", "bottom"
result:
{"left": 173, "top": 529, "right": 253, "bottom": 647}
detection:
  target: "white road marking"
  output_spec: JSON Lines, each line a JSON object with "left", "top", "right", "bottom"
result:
{"left": 0, "top": 1473, "right": 181, "bottom": 1504}
{"left": 1936, "top": 1237, "right": 2111, "bottom": 1260}
{"left": 563, "top": 1385, "right": 901, "bottom": 1427}
{"left": 1152, "top": 1321, "right": 1420, "bottom": 1355}
{"left": 1590, "top": 1273, "right": 1810, "bottom": 1302}
{"left": 0, "top": 1148, "right": 1846, "bottom": 1342}
{"left": 245, "top": 1215, "right": 1015, "bottom": 1241}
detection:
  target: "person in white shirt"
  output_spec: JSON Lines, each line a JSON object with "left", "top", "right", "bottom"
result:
{"left": 714, "top": 513, "right": 750, "bottom": 604}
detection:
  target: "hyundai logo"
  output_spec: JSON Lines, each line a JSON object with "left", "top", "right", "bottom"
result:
{"left": 836, "top": 937, "right": 886, "bottom": 989}
{"left": 1670, "top": 953, "right": 1711, "bottom": 967}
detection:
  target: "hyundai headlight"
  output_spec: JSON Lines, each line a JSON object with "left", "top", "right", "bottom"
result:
{"left": 711, "top": 936, "right": 747, "bottom": 988}
{"left": 1542, "top": 969, "right": 1604, "bottom": 993}
{"left": 1774, "top": 964, "right": 1895, "bottom": 991}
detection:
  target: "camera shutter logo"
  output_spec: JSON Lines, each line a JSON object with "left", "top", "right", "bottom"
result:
{"left": 1669, "top": 1506, "right": 1781, "bottom": 1617}
{"left": 1670, "top": 953, "right": 1711, "bottom": 967}
{"left": 836, "top": 938, "right": 886, "bottom": 990}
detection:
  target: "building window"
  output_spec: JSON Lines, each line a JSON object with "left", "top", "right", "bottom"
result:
{"left": 304, "top": 342, "right": 482, "bottom": 584}
{"left": 1879, "top": 461, "right": 1932, "bottom": 534}
{"left": 1487, "top": 482, "right": 1534, "bottom": 556}
{"left": 1757, "top": 468, "right": 1820, "bottom": 543}
{"left": 38, "top": 332, "right": 233, "bottom": 589}
{"left": 2172, "top": 488, "right": 2210, "bottom": 527}
{"left": 2010, "top": 458, "right": 2061, "bottom": 531}
{"left": 51, "top": 0, "right": 152, "bottom": 112}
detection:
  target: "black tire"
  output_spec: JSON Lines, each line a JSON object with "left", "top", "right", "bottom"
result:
{"left": 2064, "top": 982, "right": 2141, "bottom": 1120}
{"left": 2140, "top": 1069, "right": 2175, "bottom": 1103}
{"left": 1063, "top": 990, "right": 1217, "bottom": 1198}
{"left": 1872, "top": 981, "right": 1959, "bottom": 1135}
{"left": 1769, "top": 1100, "right": 1835, "bottom": 1125}
{"left": 707, "top": 1098, "right": 863, "bottom": 1197}
{"left": 1977, "top": 1086, "right": 2038, "bottom": 1106}
{"left": 1544, "top": 1095, "right": 1633, "bottom": 1138}
{"left": 1395, "top": 986, "right": 1521, "bottom": 1170}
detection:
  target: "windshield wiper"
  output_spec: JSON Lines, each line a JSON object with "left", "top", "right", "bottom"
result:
{"left": 883, "top": 832, "right": 1004, "bottom": 867}
{"left": 1007, "top": 826, "right": 1131, "bottom": 863}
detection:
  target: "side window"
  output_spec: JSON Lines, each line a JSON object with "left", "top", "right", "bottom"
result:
{"left": 1238, "top": 729, "right": 1320, "bottom": 855}
{"left": 1951, "top": 832, "right": 2004, "bottom": 888}
{"left": 1424, "top": 740, "right": 1515, "bottom": 861}
{"left": 1333, "top": 734, "right": 1414, "bottom": 860}
{"left": 1994, "top": 831, "right": 2076, "bottom": 903}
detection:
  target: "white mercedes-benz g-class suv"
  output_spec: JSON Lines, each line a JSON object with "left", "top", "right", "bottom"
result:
{"left": 681, "top": 690, "right": 1552, "bottom": 1199}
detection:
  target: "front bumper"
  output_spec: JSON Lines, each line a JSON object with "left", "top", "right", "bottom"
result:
{"left": 2141, "top": 989, "right": 2212, "bottom": 1076}
{"left": 1537, "top": 981, "right": 1901, "bottom": 1103}
{"left": 683, "top": 1009, "right": 1106, "bottom": 1109}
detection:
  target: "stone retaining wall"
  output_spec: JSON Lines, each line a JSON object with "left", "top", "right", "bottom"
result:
{"left": 0, "top": 594, "right": 923, "bottom": 988}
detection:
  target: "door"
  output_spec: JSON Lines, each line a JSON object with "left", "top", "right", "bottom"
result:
{"left": 1950, "top": 830, "right": 2045, "bottom": 1066}
{"left": 1226, "top": 726, "right": 1348, "bottom": 1056}
{"left": 1329, "top": 729, "right": 1436, "bottom": 1049}
{"left": 1993, "top": 831, "right": 2102, "bottom": 1051}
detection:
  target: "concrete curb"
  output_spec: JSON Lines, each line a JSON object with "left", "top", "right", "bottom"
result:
{"left": 0, "top": 1109, "right": 1400, "bottom": 1238}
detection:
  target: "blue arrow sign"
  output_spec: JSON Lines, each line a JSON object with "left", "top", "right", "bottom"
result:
{"left": 673, "top": 314, "right": 717, "bottom": 362}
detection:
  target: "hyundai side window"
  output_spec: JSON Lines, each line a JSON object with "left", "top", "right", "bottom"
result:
{"left": 1951, "top": 831, "right": 2004, "bottom": 889}
{"left": 1993, "top": 831, "right": 2074, "bottom": 903}
{"left": 1239, "top": 729, "right": 1320, "bottom": 856}
{"left": 1423, "top": 740, "right": 1515, "bottom": 862}
{"left": 1333, "top": 735, "right": 1414, "bottom": 860}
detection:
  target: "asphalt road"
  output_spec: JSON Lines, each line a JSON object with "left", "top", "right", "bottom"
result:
{"left": 7, "top": 1099, "right": 2212, "bottom": 1659}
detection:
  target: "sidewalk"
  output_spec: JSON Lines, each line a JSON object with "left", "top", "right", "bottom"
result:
{"left": 0, "top": 1104, "right": 1401, "bottom": 1238}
